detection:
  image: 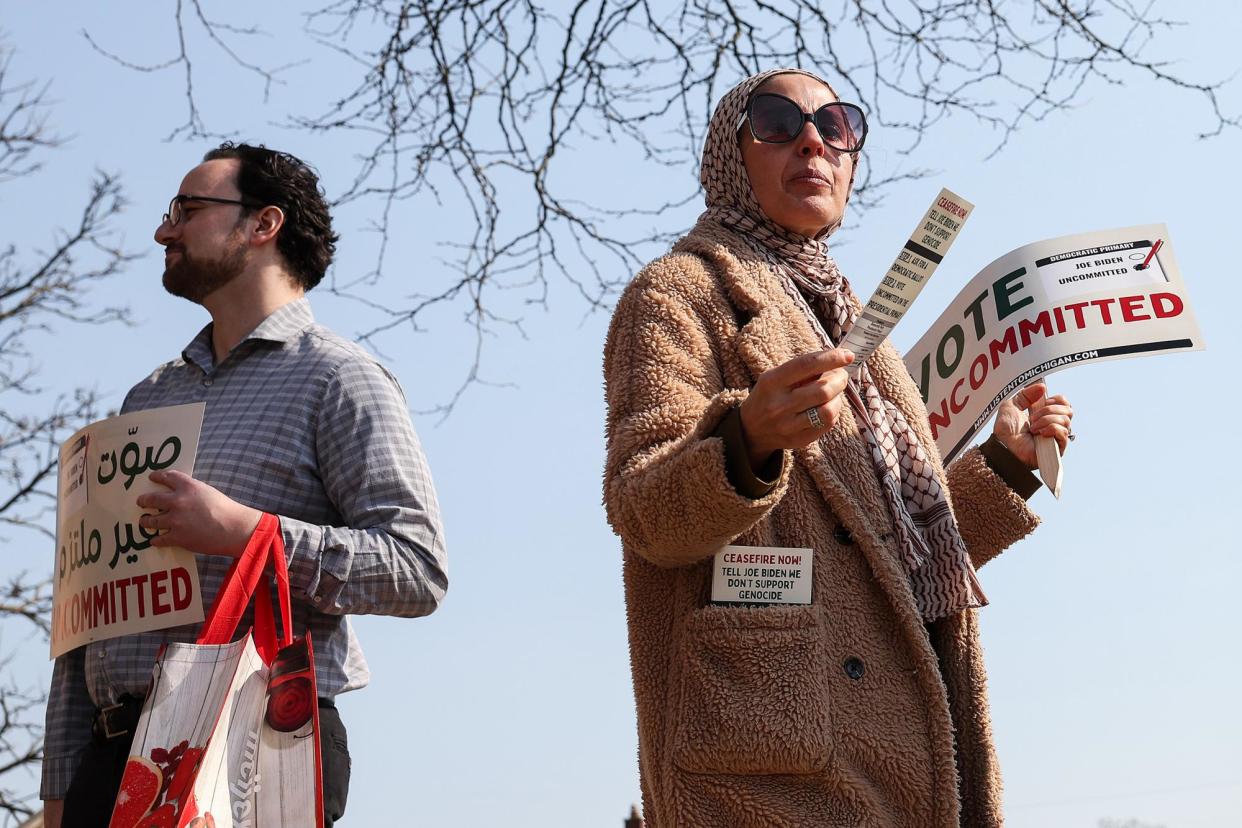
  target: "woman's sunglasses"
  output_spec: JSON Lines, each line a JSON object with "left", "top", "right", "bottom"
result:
{"left": 740, "top": 93, "right": 868, "bottom": 153}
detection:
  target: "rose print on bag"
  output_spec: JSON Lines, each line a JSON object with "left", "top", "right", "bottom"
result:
{"left": 265, "top": 640, "right": 315, "bottom": 732}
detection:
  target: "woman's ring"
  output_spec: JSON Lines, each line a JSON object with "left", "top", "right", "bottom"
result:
{"left": 1067, "top": 430, "right": 1076, "bottom": 442}
{"left": 806, "top": 406, "right": 824, "bottom": 429}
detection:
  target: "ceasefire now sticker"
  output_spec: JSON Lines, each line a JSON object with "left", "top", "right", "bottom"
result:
{"left": 710, "top": 545, "right": 812, "bottom": 605}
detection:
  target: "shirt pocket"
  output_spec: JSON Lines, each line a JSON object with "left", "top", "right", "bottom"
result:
{"left": 671, "top": 604, "right": 832, "bottom": 776}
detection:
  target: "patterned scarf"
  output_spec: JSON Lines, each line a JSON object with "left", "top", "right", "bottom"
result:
{"left": 697, "top": 68, "right": 985, "bottom": 621}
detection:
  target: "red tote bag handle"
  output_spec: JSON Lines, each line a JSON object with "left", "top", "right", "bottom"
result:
{"left": 196, "top": 512, "right": 294, "bottom": 664}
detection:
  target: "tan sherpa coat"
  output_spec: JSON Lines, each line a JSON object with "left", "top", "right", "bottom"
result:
{"left": 603, "top": 227, "right": 1041, "bottom": 828}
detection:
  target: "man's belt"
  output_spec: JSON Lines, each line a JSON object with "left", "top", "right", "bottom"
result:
{"left": 91, "top": 694, "right": 144, "bottom": 743}
{"left": 92, "top": 694, "right": 336, "bottom": 744}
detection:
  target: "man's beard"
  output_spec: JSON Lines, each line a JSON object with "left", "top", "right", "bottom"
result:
{"left": 162, "top": 230, "right": 248, "bottom": 303}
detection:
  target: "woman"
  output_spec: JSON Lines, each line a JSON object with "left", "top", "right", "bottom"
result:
{"left": 603, "top": 69, "right": 1072, "bottom": 827}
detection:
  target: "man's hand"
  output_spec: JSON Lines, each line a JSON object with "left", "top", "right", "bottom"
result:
{"left": 992, "top": 381, "right": 1074, "bottom": 469}
{"left": 739, "top": 349, "right": 855, "bottom": 470}
{"left": 136, "top": 470, "right": 262, "bottom": 559}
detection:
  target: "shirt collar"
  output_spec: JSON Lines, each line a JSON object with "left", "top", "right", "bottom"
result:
{"left": 182, "top": 297, "right": 315, "bottom": 372}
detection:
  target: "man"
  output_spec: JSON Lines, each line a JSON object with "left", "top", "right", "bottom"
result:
{"left": 42, "top": 143, "right": 448, "bottom": 827}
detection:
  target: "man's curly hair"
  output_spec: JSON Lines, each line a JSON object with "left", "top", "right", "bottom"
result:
{"left": 203, "top": 142, "right": 339, "bottom": 291}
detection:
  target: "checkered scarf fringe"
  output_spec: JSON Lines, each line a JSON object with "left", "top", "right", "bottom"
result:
{"left": 696, "top": 68, "right": 985, "bottom": 621}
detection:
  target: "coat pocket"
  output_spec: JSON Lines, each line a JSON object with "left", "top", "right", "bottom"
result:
{"left": 671, "top": 604, "right": 831, "bottom": 776}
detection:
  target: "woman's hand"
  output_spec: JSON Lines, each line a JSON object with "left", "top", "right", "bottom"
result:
{"left": 992, "top": 381, "right": 1074, "bottom": 469}
{"left": 739, "top": 348, "right": 855, "bottom": 470}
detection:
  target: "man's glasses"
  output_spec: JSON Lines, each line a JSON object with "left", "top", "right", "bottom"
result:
{"left": 162, "top": 194, "right": 260, "bottom": 227}
{"left": 740, "top": 93, "right": 868, "bottom": 152}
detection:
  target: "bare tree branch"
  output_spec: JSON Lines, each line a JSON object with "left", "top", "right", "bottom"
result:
{"left": 0, "top": 679, "right": 45, "bottom": 821}
{"left": 90, "top": 1, "right": 1239, "bottom": 412}
{"left": 0, "top": 47, "right": 61, "bottom": 183}
{"left": 0, "top": 41, "right": 138, "bottom": 823}
{"left": 82, "top": 0, "right": 301, "bottom": 141}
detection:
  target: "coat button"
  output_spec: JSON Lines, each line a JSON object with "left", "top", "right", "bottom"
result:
{"left": 843, "top": 657, "right": 865, "bottom": 680}
{"left": 202, "top": 378, "right": 213, "bottom": 387}
{"left": 833, "top": 526, "right": 853, "bottom": 545}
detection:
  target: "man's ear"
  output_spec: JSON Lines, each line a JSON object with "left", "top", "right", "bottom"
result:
{"left": 251, "top": 205, "right": 285, "bottom": 246}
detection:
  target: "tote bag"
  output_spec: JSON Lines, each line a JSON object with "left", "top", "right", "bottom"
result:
{"left": 108, "top": 513, "right": 323, "bottom": 828}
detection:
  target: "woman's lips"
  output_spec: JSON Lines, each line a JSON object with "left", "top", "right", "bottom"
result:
{"left": 788, "top": 169, "right": 832, "bottom": 188}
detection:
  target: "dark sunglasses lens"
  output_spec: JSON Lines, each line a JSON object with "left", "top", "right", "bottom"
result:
{"left": 815, "top": 104, "right": 866, "bottom": 151}
{"left": 750, "top": 95, "right": 803, "bottom": 143}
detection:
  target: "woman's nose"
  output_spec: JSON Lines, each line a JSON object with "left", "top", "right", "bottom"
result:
{"left": 795, "top": 119, "right": 826, "bottom": 156}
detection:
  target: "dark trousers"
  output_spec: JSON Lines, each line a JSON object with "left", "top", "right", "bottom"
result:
{"left": 63, "top": 697, "right": 350, "bottom": 827}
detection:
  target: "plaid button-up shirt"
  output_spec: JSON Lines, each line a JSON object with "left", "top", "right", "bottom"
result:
{"left": 42, "top": 298, "right": 448, "bottom": 798}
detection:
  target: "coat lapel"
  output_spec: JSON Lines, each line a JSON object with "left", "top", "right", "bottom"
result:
{"left": 676, "top": 232, "right": 908, "bottom": 550}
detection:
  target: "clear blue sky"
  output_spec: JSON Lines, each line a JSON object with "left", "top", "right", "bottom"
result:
{"left": 2, "top": 3, "right": 1239, "bottom": 826}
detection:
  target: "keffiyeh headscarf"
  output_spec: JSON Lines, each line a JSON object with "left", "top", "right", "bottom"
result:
{"left": 697, "top": 68, "right": 985, "bottom": 622}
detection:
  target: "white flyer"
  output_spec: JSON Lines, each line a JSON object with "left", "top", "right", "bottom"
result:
{"left": 842, "top": 188, "right": 974, "bottom": 370}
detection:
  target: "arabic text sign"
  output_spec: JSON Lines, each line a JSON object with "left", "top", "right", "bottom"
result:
{"left": 51, "top": 403, "right": 206, "bottom": 658}
{"left": 903, "top": 225, "right": 1203, "bottom": 464}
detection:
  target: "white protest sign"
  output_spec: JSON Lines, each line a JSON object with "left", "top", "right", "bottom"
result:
{"left": 842, "top": 188, "right": 974, "bottom": 371}
{"left": 51, "top": 403, "right": 206, "bottom": 658}
{"left": 904, "top": 225, "right": 1204, "bottom": 465}
{"left": 710, "top": 546, "right": 812, "bottom": 605}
